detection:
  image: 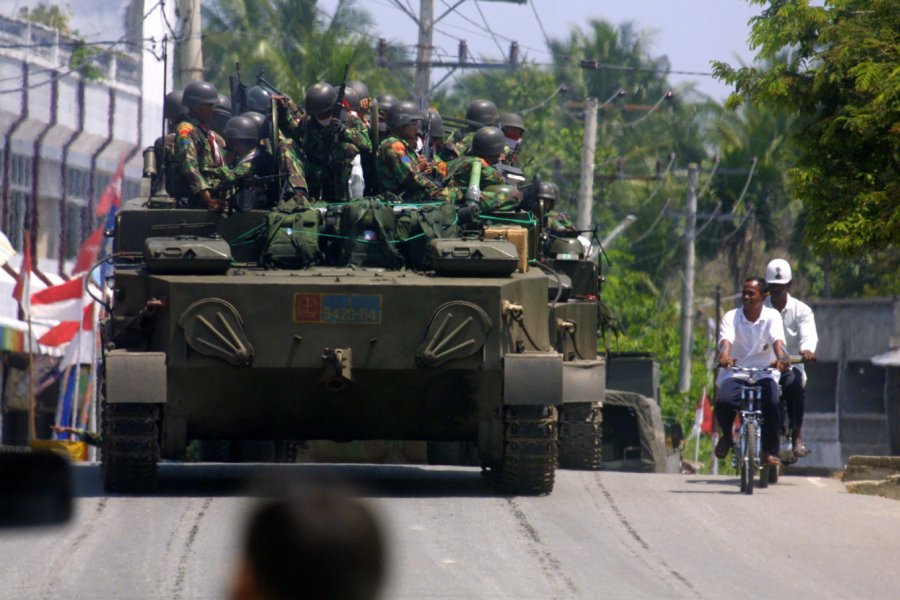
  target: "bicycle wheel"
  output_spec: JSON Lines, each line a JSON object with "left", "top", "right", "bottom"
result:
{"left": 741, "top": 421, "right": 756, "bottom": 495}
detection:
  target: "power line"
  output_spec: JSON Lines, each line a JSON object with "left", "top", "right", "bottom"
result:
{"left": 528, "top": 0, "right": 552, "bottom": 48}
{"left": 473, "top": 0, "right": 507, "bottom": 58}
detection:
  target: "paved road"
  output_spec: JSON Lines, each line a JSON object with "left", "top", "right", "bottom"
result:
{"left": 1, "top": 463, "right": 898, "bottom": 599}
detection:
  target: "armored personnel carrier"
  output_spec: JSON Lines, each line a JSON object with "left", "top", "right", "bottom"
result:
{"left": 100, "top": 191, "right": 606, "bottom": 495}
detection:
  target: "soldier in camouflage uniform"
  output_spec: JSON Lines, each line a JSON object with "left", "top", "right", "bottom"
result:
{"left": 536, "top": 182, "right": 577, "bottom": 234}
{"left": 419, "top": 108, "right": 453, "bottom": 181}
{"left": 278, "top": 82, "right": 372, "bottom": 202}
{"left": 444, "top": 126, "right": 510, "bottom": 212}
{"left": 209, "top": 93, "right": 233, "bottom": 137}
{"left": 222, "top": 115, "right": 277, "bottom": 211}
{"left": 498, "top": 112, "right": 525, "bottom": 168}
{"left": 151, "top": 90, "right": 187, "bottom": 197}
{"left": 171, "top": 80, "right": 234, "bottom": 210}
{"left": 376, "top": 101, "right": 448, "bottom": 203}
{"left": 447, "top": 99, "right": 498, "bottom": 159}
{"left": 246, "top": 86, "right": 309, "bottom": 200}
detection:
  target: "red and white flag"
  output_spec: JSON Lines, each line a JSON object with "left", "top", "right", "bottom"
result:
{"left": 95, "top": 155, "right": 125, "bottom": 217}
{"left": 29, "top": 277, "right": 84, "bottom": 322}
{"left": 12, "top": 231, "right": 32, "bottom": 315}
{"left": 72, "top": 225, "right": 104, "bottom": 275}
{"left": 39, "top": 303, "right": 94, "bottom": 347}
{"left": 693, "top": 388, "right": 714, "bottom": 436}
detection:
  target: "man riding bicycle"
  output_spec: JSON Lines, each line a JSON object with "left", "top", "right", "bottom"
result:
{"left": 715, "top": 277, "right": 791, "bottom": 467}
{"left": 764, "top": 258, "right": 818, "bottom": 457}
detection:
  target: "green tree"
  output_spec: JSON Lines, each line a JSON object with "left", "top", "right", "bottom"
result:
{"left": 202, "top": 0, "right": 411, "bottom": 104}
{"left": 712, "top": 0, "right": 899, "bottom": 256}
{"left": 19, "top": 2, "right": 104, "bottom": 80}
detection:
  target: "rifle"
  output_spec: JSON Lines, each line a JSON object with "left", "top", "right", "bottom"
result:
{"left": 423, "top": 111, "right": 434, "bottom": 161}
{"left": 230, "top": 62, "right": 248, "bottom": 115}
{"left": 255, "top": 70, "right": 284, "bottom": 97}
{"left": 326, "top": 63, "right": 351, "bottom": 200}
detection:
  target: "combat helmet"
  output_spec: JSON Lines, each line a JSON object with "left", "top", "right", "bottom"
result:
{"left": 536, "top": 181, "right": 560, "bottom": 210}
{"left": 347, "top": 80, "right": 370, "bottom": 102}
{"left": 245, "top": 86, "right": 272, "bottom": 114}
{"left": 181, "top": 80, "right": 218, "bottom": 108}
{"left": 306, "top": 82, "right": 338, "bottom": 117}
{"left": 466, "top": 99, "right": 498, "bottom": 127}
{"left": 164, "top": 90, "right": 187, "bottom": 123}
{"left": 223, "top": 116, "right": 259, "bottom": 142}
{"left": 387, "top": 101, "right": 423, "bottom": 130}
{"left": 425, "top": 108, "right": 444, "bottom": 138}
{"left": 481, "top": 184, "right": 522, "bottom": 209}
{"left": 499, "top": 111, "right": 525, "bottom": 133}
{"left": 343, "top": 87, "right": 361, "bottom": 113}
{"left": 471, "top": 126, "right": 506, "bottom": 158}
{"left": 240, "top": 111, "right": 268, "bottom": 138}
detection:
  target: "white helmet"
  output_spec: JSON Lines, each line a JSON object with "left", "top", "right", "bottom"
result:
{"left": 765, "top": 258, "right": 792, "bottom": 284}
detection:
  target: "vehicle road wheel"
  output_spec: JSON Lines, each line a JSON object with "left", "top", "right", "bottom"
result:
{"left": 768, "top": 463, "right": 780, "bottom": 484}
{"left": 741, "top": 421, "right": 756, "bottom": 495}
{"left": 558, "top": 401, "right": 602, "bottom": 470}
{"left": 102, "top": 401, "right": 161, "bottom": 493}
{"left": 497, "top": 405, "right": 557, "bottom": 495}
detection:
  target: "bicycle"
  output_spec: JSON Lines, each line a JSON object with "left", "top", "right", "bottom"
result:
{"left": 728, "top": 365, "right": 776, "bottom": 495}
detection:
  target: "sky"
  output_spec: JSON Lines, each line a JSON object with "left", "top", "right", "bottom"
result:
{"left": 0, "top": 0, "right": 762, "bottom": 101}
{"left": 316, "top": 0, "right": 764, "bottom": 101}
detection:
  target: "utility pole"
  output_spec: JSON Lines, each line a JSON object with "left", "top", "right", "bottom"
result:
{"left": 576, "top": 97, "right": 598, "bottom": 231}
{"left": 413, "top": 0, "right": 435, "bottom": 108}
{"left": 178, "top": 0, "right": 204, "bottom": 85}
{"left": 678, "top": 163, "right": 698, "bottom": 394}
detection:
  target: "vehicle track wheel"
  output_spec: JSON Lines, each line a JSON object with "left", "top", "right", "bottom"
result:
{"left": 101, "top": 401, "right": 161, "bottom": 493}
{"left": 558, "top": 401, "right": 602, "bottom": 470}
{"left": 497, "top": 405, "right": 557, "bottom": 496}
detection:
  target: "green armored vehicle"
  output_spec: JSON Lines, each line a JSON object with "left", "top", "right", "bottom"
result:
{"left": 100, "top": 190, "right": 607, "bottom": 495}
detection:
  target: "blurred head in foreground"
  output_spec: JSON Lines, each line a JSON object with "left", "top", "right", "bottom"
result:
{"left": 229, "top": 487, "right": 386, "bottom": 600}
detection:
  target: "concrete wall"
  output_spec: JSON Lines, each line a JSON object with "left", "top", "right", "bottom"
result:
{"left": 803, "top": 298, "right": 900, "bottom": 468}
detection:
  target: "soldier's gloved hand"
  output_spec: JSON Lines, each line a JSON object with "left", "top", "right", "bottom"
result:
{"left": 457, "top": 201, "right": 481, "bottom": 225}
{"left": 329, "top": 118, "right": 346, "bottom": 135}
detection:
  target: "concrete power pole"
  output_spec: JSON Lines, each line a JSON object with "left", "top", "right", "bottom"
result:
{"left": 678, "top": 163, "right": 699, "bottom": 394}
{"left": 413, "top": 0, "right": 434, "bottom": 109}
{"left": 178, "top": 0, "right": 204, "bottom": 84}
{"left": 576, "top": 97, "right": 599, "bottom": 231}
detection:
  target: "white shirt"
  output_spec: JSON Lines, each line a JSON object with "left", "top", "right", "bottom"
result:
{"left": 716, "top": 305, "right": 786, "bottom": 385}
{"left": 765, "top": 293, "right": 818, "bottom": 384}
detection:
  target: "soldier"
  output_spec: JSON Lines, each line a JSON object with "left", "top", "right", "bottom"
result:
{"left": 498, "top": 111, "right": 525, "bottom": 167}
{"left": 210, "top": 93, "right": 233, "bottom": 137}
{"left": 444, "top": 126, "right": 508, "bottom": 213}
{"left": 246, "top": 86, "right": 310, "bottom": 200}
{"left": 279, "top": 82, "right": 371, "bottom": 202}
{"left": 171, "top": 80, "right": 233, "bottom": 210}
{"left": 347, "top": 80, "right": 372, "bottom": 113}
{"left": 152, "top": 89, "right": 187, "bottom": 197}
{"left": 448, "top": 99, "right": 499, "bottom": 158}
{"left": 536, "top": 182, "right": 577, "bottom": 234}
{"left": 222, "top": 115, "right": 277, "bottom": 211}
{"left": 376, "top": 101, "right": 446, "bottom": 203}
{"left": 417, "top": 108, "right": 450, "bottom": 182}
{"left": 374, "top": 93, "right": 397, "bottom": 138}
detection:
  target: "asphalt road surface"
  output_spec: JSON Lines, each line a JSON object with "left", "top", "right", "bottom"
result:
{"left": 1, "top": 463, "right": 899, "bottom": 599}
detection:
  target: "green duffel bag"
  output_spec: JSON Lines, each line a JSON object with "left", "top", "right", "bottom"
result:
{"left": 260, "top": 199, "right": 321, "bottom": 269}
{"left": 339, "top": 198, "right": 405, "bottom": 269}
{"left": 401, "top": 202, "right": 460, "bottom": 271}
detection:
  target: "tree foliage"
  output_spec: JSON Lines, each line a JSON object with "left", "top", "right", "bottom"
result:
{"left": 202, "top": 0, "right": 411, "bottom": 103}
{"left": 712, "top": 0, "right": 899, "bottom": 256}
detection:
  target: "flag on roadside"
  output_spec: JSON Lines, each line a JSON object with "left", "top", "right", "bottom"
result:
{"left": 0, "top": 230, "right": 15, "bottom": 268}
{"left": 72, "top": 225, "right": 104, "bottom": 275}
{"left": 693, "top": 388, "right": 714, "bottom": 436}
{"left": 12, "top": 231, "right": 32, "bottom": 315}
{"left": 95, "top": 155, "right": 125, "bottom": 217}
{"left": 29, "top": 277, "right": 84, "bottom": 322}
{"left": 38, "top": 303, "right": 93, "bottom": 347}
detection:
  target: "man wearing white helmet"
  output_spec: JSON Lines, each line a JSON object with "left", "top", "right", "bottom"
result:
{"left": 764, "top": 258, "right": 818, "bottom": 457}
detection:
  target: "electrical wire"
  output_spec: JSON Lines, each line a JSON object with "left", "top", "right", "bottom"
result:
{"left": 620, "top": 90, "right": 673, "bottom": 128}
{"left": 529, "top": 0, "right": 553, "bottom": 48}
{"left": 472, "top": 0, "right": 507, "bottom": 58}
{"left": 629, "top": 198, "right": 673, "bottom": 245}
